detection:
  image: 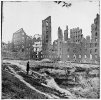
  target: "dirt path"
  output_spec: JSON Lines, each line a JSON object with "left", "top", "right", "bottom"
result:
{"left": 5, "top": 60, "right": 76, "bottom": 98}
{"left": 8, "top": 66, "right": 59, "bottom": 99}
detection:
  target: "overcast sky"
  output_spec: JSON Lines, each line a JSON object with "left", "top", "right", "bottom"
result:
{"left": 2, "top": 0, "right": 99, "bottom": 43}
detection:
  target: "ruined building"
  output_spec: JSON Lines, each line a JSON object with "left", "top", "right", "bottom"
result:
{"left": 70, "top": 27, "right": 83, "bottom": 43}
{"left": 42, "top": 16, "right": 59, "bottom": 61}
{"left": 32, "top": 34, "right": 42, "bottom": 60}
{"left": 12, "top": 28, "right": 32, "bottom": 59}
{"left": 64, "top": 26, "right": 68, "bottom": 41}
{"left": 62, "top": 14, "right": 100, "bottom": 64}
{"left": 91, "top": 14, "right": 100, "bottom": 63}
{"left": 42, "top": 14, "right": 100, "bottom": 63}
{"left": 57, "top": 27, "right": 63, "bottom": 60}
{"left": 42, "top": 16, "right": 52, "bottom": 59}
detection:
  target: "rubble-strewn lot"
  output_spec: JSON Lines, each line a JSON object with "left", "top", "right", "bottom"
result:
{"left": 2, "top": 64, "right": 47, "bottom": 99}
{"left": 2, "top": 60, "right": 100, "bottom": 99}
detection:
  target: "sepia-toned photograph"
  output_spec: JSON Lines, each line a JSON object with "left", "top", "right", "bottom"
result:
{"left": 1, "top": 0, "right": 100, "bottom": 99}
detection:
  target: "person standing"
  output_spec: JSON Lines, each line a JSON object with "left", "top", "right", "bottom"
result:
{"left": 26, "top": 61, "right": 30, "bottom": 75}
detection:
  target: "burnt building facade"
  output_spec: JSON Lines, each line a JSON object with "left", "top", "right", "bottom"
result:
{"left": 12, "top": 28, "right": 27, "bottom": 52}
{"left": 32, "top": 34, "right": 42, "bottom": 60}
{"left": 91, "top": 14, "right": 100, "bottom": 63}
{"left": 12, "top": 28, "right": 43, "bottom": 60}
{"left": 42, "top": 16, "right": 52, "bottom": 59}
{"left": 42, "top": 16, "right": 59, "bottom": 61}
{"left": 25, "top": 35, "right": 33, "bottom": 59}
{"left": 62, "top": 14, "right": 100, "bottom": 64}
{"left": 64, "top": 26, "right": 68, "bottom": 41}
{"left": 57, "top": 27, "right": 63, "bottom": 60}
{"left": 12, "top": 28, "right": 32, "bottom": 59}
{"left": 42, "top": 14, "right": 100, "bottom": 63}
{"left": 70, "top": 27, "right": 83, "bottom": 43}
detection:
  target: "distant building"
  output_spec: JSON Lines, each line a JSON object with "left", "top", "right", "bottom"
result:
{"left": 57, "top": 27, "right": 63, "bottom": 60}
{"left": 64, "top": 26, "right": 68, "bottom": 41}
{"left": 61, "top": 27, "right": 83, "bottom": 62}
{"left": 53, "top": 39, "right": 58, "bottom": 54}
{"left": 12, "top": 28, "right": 32, "bottom": 59}
{"left": 32, "top": 34, "right": 42, "bottom": 60}
{"left": 91, "top": 14, "right": 100, "bottom": 63}
{"left": 26, "top": 35, "right": 32, "bottom": 59}
{"left": 61, "top": 14, "right": 100, "bottom": 64}
{"left": 70, "top": 27, "right": 83, "bottom": 43}
{"left": 10, "top": 14, "right": 100, "bottom": 64}
{"left": 12, "top": 28, "right": 26, "bottom": 52}
{"left": 42, "top": 16, "right": 59, "bottom": 61}
{"left": 42, "top": 16, "right": 52, "bottom": 59}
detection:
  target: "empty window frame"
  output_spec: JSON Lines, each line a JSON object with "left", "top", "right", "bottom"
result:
{"left": 85, "top": 55, "right": 87, "bottom": 58}
{"left": 95, "top": 49, "right": 97, "bottom": 52}
{"left": 46, "top": 40, "right": 48, "bottom": 43}
{"left": 90, "top": 49, "right": 92, "bottom": 53}
{"left": 90, "top": 54, "right": 92, "bottom": 59}
{"left": 95, "top": 38, "right": 97, "bottom": 42}
{"left": 90, "top": 43, "right": 92, "bottom": 48}
{"left": 67, "top": 49, "right": 69, "bottom": 52}
{"left": 81, "top": 34, "right": 83, "bottom": 38}
{"left": 85, "top": 43, "right": 87, "bottom": 47}
{"left": 73, "top": 54, "right": 76, "bottom": 59}
{"left": 95, "top": 43, "right": 97, "bottom": 47}
{"left": 79, "top": 55, "right": 81, "bottom": 58}
{"left": 46, "top": 22, "right": 48, "bottom": 26}
{"left": 95, "top": 54, "right": 97, "bottom": 58}
{"left": 46, "top": 35, "right": 48, "bottom": 39}
{"left": 60, "top": 54, "right": 61, "bottom": 58}
{"left": 85, "top": 49, "right": 87, "bottom": 52}
{"left": 67, "top": 55, "right": 69, "bottom": 58}
{"left": 95, "top": 27, "right": 97, "bottom": 30}
{"left": 95, "top": 32, "right": 97, "bottom": 36}
{"left": 22, "top": 32, "right": 24, "bottom": 35}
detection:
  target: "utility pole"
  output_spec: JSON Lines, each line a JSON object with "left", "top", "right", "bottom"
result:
{"left": 1, "top": 1, "right": 3, "bottom": 42}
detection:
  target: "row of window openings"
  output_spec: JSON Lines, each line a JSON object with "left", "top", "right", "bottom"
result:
{"left": 86, "top": 49, "right": 97, "bottom": 53}
{"left": 14, "top": 40, "right": 25, "bottom": 44}
{"left": 74, "top": 40, "right": 82, "bottom": 42}
{"left": 33, "top": 55, "right": 42, "bottom": 58}
{"left": 26, "top": 52, "right": 30, "bottom": 54}
{"left": 85, "top": 43, "right": 98, "bottom": 47}
{"left": 14, "top": 32, "right": 24, "bottom": 38}
{"left": 14, "top": 41, "right": 31, "bottom": 46}
{"left": 95, "top": 27, "right": 97, "bottom": 30}
{"left": 95, "top": 32, "right": 98, "bottom": 36}
{"left": 72, "top": 35, "right": 83, "bottom": 38}
{"left": 15, "top": 45, "right": 24, "bottom": 48}
{"left": 33, "top": 52, "right": 42, "bottom": 55}
{"left": 66, "top": 55, "right": 81, "bottom": 58}
{"left": 33, "top": 48, "right": 41, "bottom": 51}
{"left": 71, "top": 30, "right": 82, "bottom": 34}
{"left": 66, "top": 54, "right": 97, "bottom": 59}
{"left": 71, "top": 38, "right": 98, "bottom": 45}
{"left": 67, "top": 47, "right": 97, "bottom": 53}
{"left": 26, "top": 48, "right": 30, "bottom": 50}
{"left": 43, "top": 55, "right": 58, "bottom": 58}
{"left": 14, "top": 36, "right": 24, "bottom": 40}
